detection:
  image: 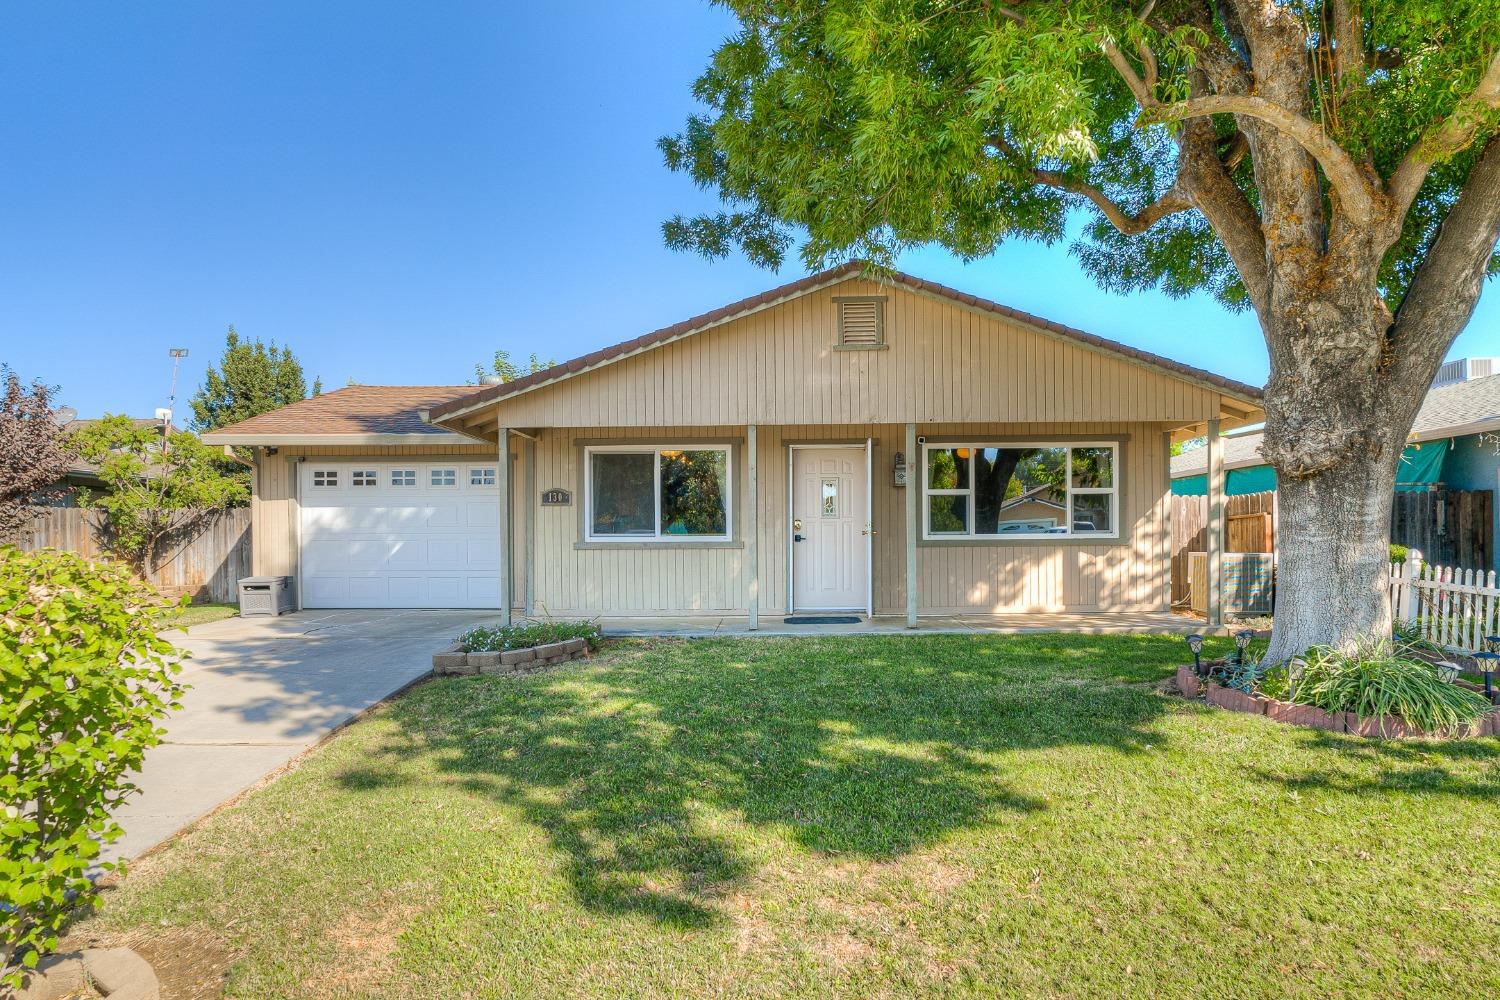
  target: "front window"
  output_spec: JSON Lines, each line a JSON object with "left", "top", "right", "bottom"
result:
{"left": 430, "top": 468, "right": 457, "bottom": 487}
{"left": 469, "top": 467, "right": 497, "bottom": 487}
{"left": 923, "top": 443, "right": 1118, "bottom": 539}
{"left": 351, "top": 470, "right": 377, "bottom": 487}
{"left": 586, "top": 446, "right": 731, "bottom": 541}
{"left": 391, "top": 469, "right": 417, "bottom": 486}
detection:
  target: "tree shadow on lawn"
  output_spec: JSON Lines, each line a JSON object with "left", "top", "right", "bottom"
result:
{"left": 1244, "top": 727, "right": 1500, "bottom": 800}
{"left": 339, "top": 634, "right": 1183, "bottom": 928}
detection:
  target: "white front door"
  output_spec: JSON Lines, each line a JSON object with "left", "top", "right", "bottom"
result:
{"left": 791, "top": 447, "right": 869, "bottom": 611}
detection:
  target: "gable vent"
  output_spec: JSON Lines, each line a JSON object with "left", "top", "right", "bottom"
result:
{"left": 836, "top": 297, "right": 885, "bottom": 348}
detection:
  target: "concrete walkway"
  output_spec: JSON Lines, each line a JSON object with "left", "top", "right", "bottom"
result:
{"left": 598, "top": 611, "right": 1209, "bottom": 638}
{"left": 105, "top": 608, "right": 493, "bottom": 865}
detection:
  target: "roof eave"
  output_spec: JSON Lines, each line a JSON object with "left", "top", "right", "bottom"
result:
{"left": 200, "top": 431, "right": 479, "bottom": 447}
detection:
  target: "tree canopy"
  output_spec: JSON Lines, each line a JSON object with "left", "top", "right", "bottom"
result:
{"left": 0, "top": 368, "right": 77, "bottom": 542}
{"left": 473, "top": 349, "right": 555, "bottom": 384}
{"left": 190, "top": 325, "right": 321, "bottom": 433}
{"left": 662, "top": 1, "right": 1499, "bottom": 310}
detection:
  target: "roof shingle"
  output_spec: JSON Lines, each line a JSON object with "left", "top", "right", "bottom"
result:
{"left": 203, "top": 385, "right": 476, "bottom": 438}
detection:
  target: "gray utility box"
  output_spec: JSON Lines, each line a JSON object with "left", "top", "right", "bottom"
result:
{"left": 238, "top": 576, "right": 295, "bottom": 617}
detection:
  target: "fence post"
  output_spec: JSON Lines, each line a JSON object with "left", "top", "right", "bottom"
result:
{"left": 1397, "top": 549, "right": 1422, "bottom": 625}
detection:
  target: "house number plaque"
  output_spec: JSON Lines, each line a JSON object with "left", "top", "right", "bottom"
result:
{"left": 541, "top": 488, "right": 572, "bottom": 506}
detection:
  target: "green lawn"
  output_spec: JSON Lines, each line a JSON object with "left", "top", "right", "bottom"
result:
{"left": 87, "top": 635, "right": 1500, "bottom": 998}
{"left": 167, "top": 602, "right": 238, "bottom": 631}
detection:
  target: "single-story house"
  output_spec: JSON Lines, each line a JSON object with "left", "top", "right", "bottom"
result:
{"left": 203, "top": 265, "right": 1262, "bottom": 624}
{"left": 1171, "top": 369, "right": 1500, "bottom": 569}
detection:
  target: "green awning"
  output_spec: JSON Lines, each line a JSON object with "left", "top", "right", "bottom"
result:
{"left": 1171, "top": 465, "right": 1278, "bottom": 497}
{"left": 1171, "top": 439, "right": 1449, "bottom": 497}
{"left": 1395, "top": 439, "right": 1448, "bottom": 492}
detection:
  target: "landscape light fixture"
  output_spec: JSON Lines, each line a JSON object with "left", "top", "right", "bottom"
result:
{"left": 1234, "top": 629, "right": 1255, "bottom": 665}
{"left": 1185, "top": 634, "right": 1205, "bottom": 676}
{"left": 1485, "top": 635, "right": 1500, "bottom": 655}
{"left": 1475, "top": 651, "right": 1500, "bottom": 704}
{"left": 1434, "top": 661, "right": 1462, "bottom": 684}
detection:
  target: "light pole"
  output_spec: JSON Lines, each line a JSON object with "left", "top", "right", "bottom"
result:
{"left": 163, "top": 348, "right": 188, "bottom": 451}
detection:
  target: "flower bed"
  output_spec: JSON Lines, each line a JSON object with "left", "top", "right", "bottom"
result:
{"left": 1175, "top": 661, "right": 1499, "bottom": 739}
{"left": 432, "top": 619, "right": 601, "bottom": 676}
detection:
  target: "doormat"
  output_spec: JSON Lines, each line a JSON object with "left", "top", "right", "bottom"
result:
{"left": 783, "top": 616, "right": 863, "bottom": 625}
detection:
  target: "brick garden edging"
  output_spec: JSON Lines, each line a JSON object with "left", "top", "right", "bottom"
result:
{"left": 1174, "top": 665, "right": 1499, "bottom": 739}
{"left": 433, "top": 636, "right": 591, "bottom": 676}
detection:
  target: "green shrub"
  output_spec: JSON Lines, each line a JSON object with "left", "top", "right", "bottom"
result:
{"left": 1291, "top": 639, "right": 1492, "bottom": 735}
{"left": 1258, "top": 665, "right": 1290, "bottom": 702}
{"left": 1389, "top": 543, "right": 1409, "bottom": 565}
{"left": 459, "top": 618, "right": 601, "bottom": 653}
{"left": 0, "top": 548, "right": 186, "bottom": 986}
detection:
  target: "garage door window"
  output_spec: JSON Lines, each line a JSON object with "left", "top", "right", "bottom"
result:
{"left": 391, "top": 469, "right": 416, "bottom": 486}
{"left": 312, "top": 470, "right": 338, "bottom": 488}
{"left": 430, "top": 468, "right": 457, "bottom": 487}
{"left": 352, "top": 470, "right": 378, "bottom": 487}
{"left": 469, "top": 467, "right": 496, "bottom": 487}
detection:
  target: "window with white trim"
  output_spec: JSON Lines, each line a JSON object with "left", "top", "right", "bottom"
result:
{"left": 430, "top": 468, "right": 457, "bottom": 487}
{"left": 922, "top": 443, "right": 1118, "bottom": 539}
{"left": 312, "top": 470, "right": 338, "bottom": 488}
{"left": 585, "top": 445, "right": 731, "bottom": 541}
{"left": 469, "top": 467, "right": 496, "bottom": 487}
{"left": 351, "top": 470, "right": 378, "bottom": 487}
{"left": 390, "top": 469, "right": 417, "bottom": 486}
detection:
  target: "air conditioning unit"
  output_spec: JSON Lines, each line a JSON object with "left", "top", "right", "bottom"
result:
{"left": 1432, "top": 357, "right": 1500, "bottom": 388}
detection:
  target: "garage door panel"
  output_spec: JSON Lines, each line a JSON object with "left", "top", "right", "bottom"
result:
{"left": 298, "top": 462, "right": 504, "bottom": 609}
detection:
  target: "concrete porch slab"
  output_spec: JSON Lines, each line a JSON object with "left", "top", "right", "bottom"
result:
{"left": 596, "top": 611, "right": 1210, "bottom": 638}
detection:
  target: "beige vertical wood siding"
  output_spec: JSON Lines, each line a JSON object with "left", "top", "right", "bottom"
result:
{"left": 248, "top": 427, "right": 1172, "bottom": 616}
{"left": 464, "top": 278, "right": 1225, "bottom": 432}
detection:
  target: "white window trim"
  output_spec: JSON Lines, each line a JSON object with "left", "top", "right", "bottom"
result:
{"left": 390, "top": 469, "right": 417, "bottom": 487}
{"left": 584, "top": 444, "right": 733, "bottom": 543}
{"left": 428, "top": 466, "right": 458, "bottom": 489}
{"left": 351, "top": 469, "right": 378, "bottom": 487}
{"left": 920, "top": 442, "right": 1120, "bottom": 540}
{"left": 468, "top": 466, "right": 497, "bottom": 488}
{"left": 312, "top": 469, "right": 339, "bottom": 488}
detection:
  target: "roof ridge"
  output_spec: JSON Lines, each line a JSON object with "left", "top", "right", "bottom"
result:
{"left": 427, "top": 263, "right": 1261, "bottom": 423}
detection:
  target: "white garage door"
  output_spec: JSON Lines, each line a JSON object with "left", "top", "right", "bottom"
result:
{"left": 298, "top": 460, "right": 501, "bottom": 609}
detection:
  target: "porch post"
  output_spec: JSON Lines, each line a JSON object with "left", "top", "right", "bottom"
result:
{"left": 746, "top": 424, "right": 759, "bottom": 630}
{"left": 524, "top": 435, "right": 536, "bottom": 617}
{"left": 905, "top": 422, "right": 918, "bottom": 628}
{"left": 1206, "top": 417, "right": 1224, "bottom": 629}
{"left": 497, "top": 428, "right": 513, "bottom": 626}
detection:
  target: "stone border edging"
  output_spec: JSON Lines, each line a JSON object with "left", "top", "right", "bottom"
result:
{"left": 1175, "top": 665, "right": 1499, "bottom": 739}
{"left": 433, "top": 636, "right": 591, "bottom": 676}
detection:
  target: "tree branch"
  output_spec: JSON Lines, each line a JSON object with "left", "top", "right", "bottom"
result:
{"left": 1389, "top": 134, "right": 1500, "bottom": 371}
{"left": 988, "top": 134, "right": 1193, "bottom": 236}
{"left": 1387, "top": 49, "right": 1500, "bottom": 217}
{"left": 1147, "top": 93, "right": 1379, "bottom": 222}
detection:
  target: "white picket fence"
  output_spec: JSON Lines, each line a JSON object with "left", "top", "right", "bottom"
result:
{"left": 1390, "top": 550, "right": 1500, "bottom": 653}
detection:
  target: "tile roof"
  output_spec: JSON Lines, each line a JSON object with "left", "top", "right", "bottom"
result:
{"left": 427, "top": 263, "right": 1263, "bottom": 423}
{"left": 1171, "top": 373, "right": 1500, "bottom": 476}
{"left": 203, "top": 385, "right": 477, "bottom": 438}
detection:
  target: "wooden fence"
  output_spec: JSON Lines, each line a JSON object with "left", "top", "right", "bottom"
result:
{"left": 1170, "top": 490, "right": 1277, "bottom": 605}
{"left": 1390, "top": 489, "right": 1492, "bottom": 571}
{"left": 17, "top": 507, "right": 252, "bottom": 604}
{"left": 1390, "top": 552, "right": 1500, "bottom": 654}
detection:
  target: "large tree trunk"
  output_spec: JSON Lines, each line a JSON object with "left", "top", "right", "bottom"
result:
{"left": 1257, "top": 267, "right": 1440, "bottom": 663}
{"left": 1264, "top": 449, "right": 1404, "bottom": 662}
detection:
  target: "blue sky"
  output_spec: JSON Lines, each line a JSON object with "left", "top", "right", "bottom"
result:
{"left": 1, "top": 1, "right": 1495, "bottom": 418}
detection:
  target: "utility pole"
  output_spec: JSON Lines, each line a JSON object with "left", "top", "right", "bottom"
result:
{"left": 162, "top": 347, "right": 189, "bottom": 452}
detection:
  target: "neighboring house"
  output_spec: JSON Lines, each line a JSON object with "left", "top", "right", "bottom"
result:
{"left": 1171, "top": 366, "right": 1500, "bottom": 568}
{"left": 203, "top": 265, "right": 1262, "bottom": 621}
{"left": 33, "top": 417, "right": 165, "bottom": 506}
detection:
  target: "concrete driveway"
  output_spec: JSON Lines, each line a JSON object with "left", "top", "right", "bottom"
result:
{"left": 104, "top": 608, "right": 497, "bottom": 865}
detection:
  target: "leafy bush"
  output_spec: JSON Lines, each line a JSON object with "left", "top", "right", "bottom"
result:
{"left": 1389, "top": 543, "right": 1409, "bottom": 565}
{"left": 1291, "top": 640, "right": 1492, "bottom": 734}
{"left": 1257, "top": 665, "right": 1290, "bottom": 702}
{"left": 459, "top": 618, "right": 601, "bottom": 653}
{"left": 0, "top": 548, "right": 186, "bottom": 986}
